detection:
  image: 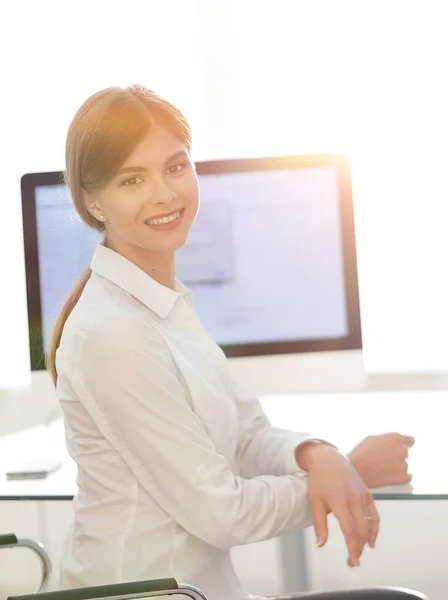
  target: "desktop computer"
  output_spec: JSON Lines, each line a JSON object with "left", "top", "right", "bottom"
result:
{"left": 21, "top": 153, "right": 363, "bottom": 393}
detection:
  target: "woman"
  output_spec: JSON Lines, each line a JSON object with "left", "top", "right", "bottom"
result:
{"left": 50, "top": 84, "right": 379, "bottom": 600}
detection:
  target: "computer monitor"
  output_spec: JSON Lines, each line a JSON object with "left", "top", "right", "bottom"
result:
{"left": 21, "top": 154, "right": 363, "bottom": 393}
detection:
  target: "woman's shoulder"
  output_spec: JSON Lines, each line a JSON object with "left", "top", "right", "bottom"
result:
{"left": 58, "top": 278, "right": 166, "bottom": 380}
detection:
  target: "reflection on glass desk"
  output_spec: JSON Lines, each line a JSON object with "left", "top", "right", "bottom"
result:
{"left": 0, "top": 392, "right": 446, "bottom": 501}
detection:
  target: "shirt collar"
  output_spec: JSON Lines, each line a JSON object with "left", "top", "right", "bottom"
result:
{"left": 90, "top": 243, "right": 192, "bottom": 319}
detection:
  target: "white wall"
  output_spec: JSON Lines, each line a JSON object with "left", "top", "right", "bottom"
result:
{"left": 223, "top": 0, "right": 448, "bottom": 375}
{"left": 2, "top": 0, "right": 448, "bottom": 597}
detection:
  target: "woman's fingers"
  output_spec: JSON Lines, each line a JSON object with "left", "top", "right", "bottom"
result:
{"left": 329, "top": 490, "right": 379, "bottom": 566}
{"left": 347, "top": 489, "right": 380, "bottom": 554}
{"left": 402, "top": 434, "right": 415, "bottom": 448}
{"left": 310, "top": 496, "right": 329, "bottom": 548}
{"left": 305, "top": 445, "right": 380, "bottom": 567}
{"left": 349, "top": 491, "right": 370, "bottom": 542}
{"left": 330, "top": 500, "right": 365, "bottom": 567}
{"left": 363, "top": 492, "right": 380, "bottom": 548}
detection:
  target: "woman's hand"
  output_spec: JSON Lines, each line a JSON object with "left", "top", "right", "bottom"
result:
{"left": 348, "top": 433, "right": 414, "bottom": 489}
{"left": 296, "top": 442, "right": 379, "bottom": 567}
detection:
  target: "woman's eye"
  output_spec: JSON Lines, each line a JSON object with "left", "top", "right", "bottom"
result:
{"left": 122, "top": 176, "right": 143, "bottom": 187}
{"left": 167, "top": 163, "right": 185, "bottom": 174}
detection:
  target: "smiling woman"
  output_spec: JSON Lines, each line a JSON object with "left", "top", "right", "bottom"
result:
{"left": 42, "top": 83, "right": 388, "bottom": 600}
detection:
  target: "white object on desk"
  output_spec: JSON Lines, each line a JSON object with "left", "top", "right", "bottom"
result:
{"left": 6, "top": 460, "right": 62, "bottom": 480}
{"left": 0, "top": 420, "right": 77, "bottom": 498}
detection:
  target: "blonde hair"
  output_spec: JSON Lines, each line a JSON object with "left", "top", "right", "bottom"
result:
{"left": 47, "top": 84, "right": 192, "bottom": 384}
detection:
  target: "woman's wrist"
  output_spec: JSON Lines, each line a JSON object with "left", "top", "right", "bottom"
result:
{"left": 295, "top": 440, "right": 338, "bottom": 472}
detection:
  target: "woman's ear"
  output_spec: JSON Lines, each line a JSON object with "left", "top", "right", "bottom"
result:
{"left": 83, "top": 190, "right": 104, "bottom": 222}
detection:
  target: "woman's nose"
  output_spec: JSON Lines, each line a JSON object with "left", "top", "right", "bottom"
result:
{"left": 150, "top": 176, "right": 177, "bottom": 205}
{"left": 154, "top": 189, "right": 177, "bottom": 205}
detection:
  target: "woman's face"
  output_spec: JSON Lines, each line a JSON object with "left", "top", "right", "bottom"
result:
{"left": 85, "top": 127, "right": 199, "bottom": 256}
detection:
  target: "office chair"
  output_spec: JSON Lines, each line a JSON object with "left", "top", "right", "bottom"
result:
{"left": 6, "top": 578, "right": 428, "bottom": 600}
{"left": 0, "top": 533, "right": 52, "bottom": 593}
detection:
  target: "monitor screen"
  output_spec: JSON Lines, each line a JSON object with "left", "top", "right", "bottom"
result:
{"left": 21, "top": 154, "right": 361, "bottom": 371}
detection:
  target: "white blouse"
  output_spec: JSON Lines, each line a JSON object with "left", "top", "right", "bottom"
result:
{"left": 56, "top": 243, "right": 313, "bottom": 600}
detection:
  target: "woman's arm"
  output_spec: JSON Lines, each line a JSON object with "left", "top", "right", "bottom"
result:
{"left": 71, "top": 315, "right": 378, "bottom": 566}
{"left": 71, "top": 315, "right": 313, "bottom": 550}
{"left": 233, "top": 380, "right": 329, "bottom": 478}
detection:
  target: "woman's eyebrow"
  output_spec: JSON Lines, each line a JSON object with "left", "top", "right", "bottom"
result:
{"left": 115, "top": 165, "right": 148, "bottom": 176}
{"left": 164, "top": 150, "right": 188, "bottom": 166}
{"left": 115, "top": 151, "right": 188, "bottom": 177}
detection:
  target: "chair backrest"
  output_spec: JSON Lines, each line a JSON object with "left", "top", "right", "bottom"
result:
{"left": 7, "top": 578, "right": 209, "bottom": 600}
{"left": 271, "top": 589, "right": 428, "bottom": 600}
{"left": 0, "top": 533, "right": 52, "bottom": 593}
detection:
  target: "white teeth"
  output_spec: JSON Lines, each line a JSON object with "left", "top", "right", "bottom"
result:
{"left": 148, "top": 211, "right": 181, "bottom": 226}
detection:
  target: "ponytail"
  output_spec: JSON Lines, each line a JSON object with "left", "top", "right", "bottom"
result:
{"left": 46, "top": 267, "right": 92, "bottom": 385}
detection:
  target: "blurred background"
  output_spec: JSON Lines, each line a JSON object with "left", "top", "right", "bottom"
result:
{"left": 0, "top": 1, "right": 447, "bottom": 597}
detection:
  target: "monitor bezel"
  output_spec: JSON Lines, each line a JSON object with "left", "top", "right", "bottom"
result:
{"left": 21, "top": 153, "right": 362, "bottom": 371}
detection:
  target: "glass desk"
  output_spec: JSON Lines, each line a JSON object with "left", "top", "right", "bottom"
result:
{"left": 0, "top": 391, "right": 445, "bottom": 591}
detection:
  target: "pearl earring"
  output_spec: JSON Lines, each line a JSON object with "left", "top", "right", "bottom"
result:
{"left": 99, "top": 215, "right": 105, "bottom": 221}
